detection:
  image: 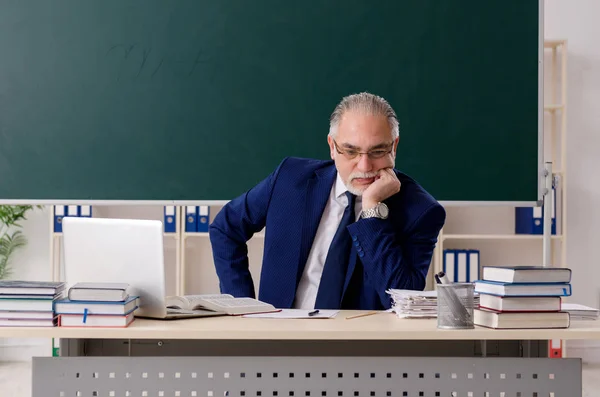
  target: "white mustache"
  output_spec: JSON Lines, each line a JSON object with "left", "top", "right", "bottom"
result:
{"left": 350, "top": 172, "right": 378, "bottom": 181}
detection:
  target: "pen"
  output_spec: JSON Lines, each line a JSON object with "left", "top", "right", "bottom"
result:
{"left": 345, "top": 311, "right": 378, "bottom": 320}
{"left": 308, "top": 310, "right": 319, "bottom": 316}
{"left": 435, "top": 271, "right": 450, "bottom": 285}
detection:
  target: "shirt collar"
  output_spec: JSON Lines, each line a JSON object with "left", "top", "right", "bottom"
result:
{"left": 334, "top": 173, "right": 362, "bottom": 203}
{"left": 334, "top": 172, "right": 347, "bottom": 199}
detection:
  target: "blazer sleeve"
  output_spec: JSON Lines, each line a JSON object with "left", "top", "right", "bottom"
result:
{"left": 346, "top": 202, "right": 446, "bottom": 308}
{"left": 208, "top": 158, "right": 288, "bottom": 298}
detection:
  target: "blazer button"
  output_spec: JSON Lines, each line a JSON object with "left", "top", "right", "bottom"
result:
{"left": 358, "top": 251, "right": 365, "bottom": 258}
{"left": 354, "top": 241, "right": 360, "bottom": 247}
{"left": 352, "top": 236, "right": 358, "bottom": 241}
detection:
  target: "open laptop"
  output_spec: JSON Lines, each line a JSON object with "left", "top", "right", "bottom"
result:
{"left": 62, "top": 216, "right": 224, "bottom": 320}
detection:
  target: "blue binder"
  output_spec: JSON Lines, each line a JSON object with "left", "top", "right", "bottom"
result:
{"left": 456, "top": 250, "right": 468, "bottom": 283}
{"left": 516, "top": 187, "right": 556, "bottom": 235}
{"left": 79, "top": 205, "right": 92, "bottom": 218}
{"left": 164, "top": 206, "right": 176, "bottom": 233}
{"left": 467, "top": 249, "right": 480, "bottom": 282}
{"left": 53, "top": 205, "right": 66, "bottom": 233}
{"left": 66, "top": 205, "right": 79, "bottom": 218}
{"left": 185, "top": 206, "right": 197, "bottom": 232}
{"left": 197, "top": 206, "right": 210, "bottom": 232}
{"left": 443, "top": 249, "right": 456, "bottom": 282}
{"left": 443, "top": 248, "right": 481, "bottom": 283}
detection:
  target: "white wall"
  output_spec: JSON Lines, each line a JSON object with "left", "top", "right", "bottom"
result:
{"left": 544, "top": 0, "right": 600, "bottom": 309}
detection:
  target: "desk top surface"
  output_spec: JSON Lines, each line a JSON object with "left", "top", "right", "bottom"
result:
{"left": 1, "top": 311, "right": 600, "bottom": 340}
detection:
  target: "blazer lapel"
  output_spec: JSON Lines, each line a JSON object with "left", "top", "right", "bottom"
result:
{"left": 294, "top": 165, "right": 337, "bottom": 289}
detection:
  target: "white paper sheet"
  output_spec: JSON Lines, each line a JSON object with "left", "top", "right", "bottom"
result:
{"left": 242, "top": 309, "right": 339, "bottom": 319}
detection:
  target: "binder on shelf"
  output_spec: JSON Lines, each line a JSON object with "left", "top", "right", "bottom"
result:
{"left": 443, "top": 249, "right": 480, "bottom": 283}
{"left": 515, "top": 187, "right": 556, "bottom": 235}
{"left": 549, "top": 339, "right": 563, "bottom": 358}
{"left": 164, "top": 206, "right": 176, "bottom": 233}
{"left": 52, "top": 337, "right": 60, "bottom": 357}
{"left": 66, "top": 205, "right": 79, "bottom": 218}
{"left": 443, "top": 249, "right": 455, "bottom": 283}
{"left": 79, "top": 205, "right": 92, "bottom": 218}
{"left": 197, "top": 206, "right": 210, "bottom": 232}
{"left": 456, "top": 250, "right": 468, "bottom": 283}
{"left": 53, "top": 205, "right": 66, "bottom": 233}
{"left": 468, "top": 250, "right": 480, "bottom": 282}
{"left": 185, "top": 206, "right": 197, "bottom": 233}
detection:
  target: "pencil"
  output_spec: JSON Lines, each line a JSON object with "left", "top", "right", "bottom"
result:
{"left": 345, "top": 311, "right": 379, "bottom": 320}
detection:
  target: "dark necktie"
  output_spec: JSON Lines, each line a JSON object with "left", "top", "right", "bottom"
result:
{"left": 314, "top": 191, "right": 356, "bottom": 309}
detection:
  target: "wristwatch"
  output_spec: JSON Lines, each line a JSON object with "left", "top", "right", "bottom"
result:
{"left": 360, "top": 202, "right": 389, "bottom": 219}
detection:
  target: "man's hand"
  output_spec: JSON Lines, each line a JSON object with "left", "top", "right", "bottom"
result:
{"left": 362, "top": 168, "right": 401, "bottom": 209}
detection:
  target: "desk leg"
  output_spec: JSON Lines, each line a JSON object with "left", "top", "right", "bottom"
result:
{"left": 481, "top": 340, "right": 487, "bottom": 357}
{"left": 522, "top": 340, "right": 532, "bottom": 358}
{"left": 59, "top": 339, "right": 85, "bottom": 357}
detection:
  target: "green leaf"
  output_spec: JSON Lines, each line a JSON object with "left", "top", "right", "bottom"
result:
{"left": 0, "top": 205, "right": 39, "bottom": 279}
{"left": 0, "top": 230, "right": 27, "bottom": 279}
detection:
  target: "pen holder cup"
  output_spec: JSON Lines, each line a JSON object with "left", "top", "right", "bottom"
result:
{"left": 437, "top": 283, "right": 475, "bottom": 329}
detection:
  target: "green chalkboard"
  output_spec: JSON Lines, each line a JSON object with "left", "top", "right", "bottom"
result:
{"left": 0, "top": 0, "right": 540, "bottom": 203}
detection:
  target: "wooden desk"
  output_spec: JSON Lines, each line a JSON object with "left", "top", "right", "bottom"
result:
{"left": 2, "top": 311, "right": 586, "bottom": 396}
{"left": 0, "top": 310, "right": 599, "bottom": 340}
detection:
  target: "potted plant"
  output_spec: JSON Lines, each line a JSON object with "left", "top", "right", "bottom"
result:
{"left": 0, "top": 205, "right": 39, "bottom": 279}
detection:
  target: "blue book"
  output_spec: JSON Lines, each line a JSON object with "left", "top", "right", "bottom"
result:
{"left": 474, "top": 281, "right": 571, "bottom": 297}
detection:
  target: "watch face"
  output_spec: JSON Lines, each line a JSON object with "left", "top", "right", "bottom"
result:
{"left": 378, "top": 203, "right": 389, "bottom": 218}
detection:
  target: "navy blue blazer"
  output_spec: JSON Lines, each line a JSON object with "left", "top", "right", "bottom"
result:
{"left": 209, "top": 157, "right": 446, "bottom": 310}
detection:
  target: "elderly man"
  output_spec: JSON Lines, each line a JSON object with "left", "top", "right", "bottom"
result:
{"left": 209, "top": 92, "right": 445, "bottom": 310}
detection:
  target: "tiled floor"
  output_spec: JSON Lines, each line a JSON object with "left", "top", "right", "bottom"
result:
{"left": 1, "top": 360, "right": 599, "bottom": 396}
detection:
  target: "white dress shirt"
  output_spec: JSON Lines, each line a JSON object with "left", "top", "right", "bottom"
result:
{"left": 293, "top": 173, "right": 363, "bottom": 309}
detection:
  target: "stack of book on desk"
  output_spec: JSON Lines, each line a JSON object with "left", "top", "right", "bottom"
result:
{"left": 54, "top": 282, "right": 139, "bottom": 327}
{"left": 474, "top": 266, "right": 572, "bottom": 329}
{"left": 0, "top": 281, "right": 65, "bottom": 326}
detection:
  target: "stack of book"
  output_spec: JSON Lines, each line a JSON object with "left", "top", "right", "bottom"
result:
{"left": 0, "top": 281, "right": 65, "bottom": 327}
{"left": 474, "top": 266, "right": 572, "bottom": 329}
{"left": 54, "top": 282, "right": 139, "bottom": 327}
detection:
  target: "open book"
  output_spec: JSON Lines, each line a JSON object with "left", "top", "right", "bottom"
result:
{"left": 165, "top": 294, "right": 279, "bottom": 315}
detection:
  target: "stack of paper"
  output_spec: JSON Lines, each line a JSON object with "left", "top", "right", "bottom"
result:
{"left": 387, "top": 289, "right": 438, "bottom": 319}
{"left": 387, "top": 289, "right": 480, "bottom": 319}
{"left": 561, "top": 303, "right": 599, "bottom": 321}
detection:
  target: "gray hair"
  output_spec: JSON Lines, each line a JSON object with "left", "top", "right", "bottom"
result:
{"left": 328, "top": 92, "right": 399, "bottom": 139}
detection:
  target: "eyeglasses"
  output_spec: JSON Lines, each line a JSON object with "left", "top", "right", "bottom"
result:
{"left": 333, "top": 139, "right": 393, "bottom": 160}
